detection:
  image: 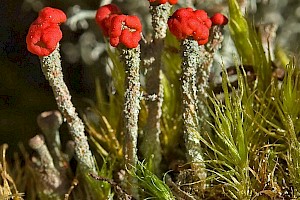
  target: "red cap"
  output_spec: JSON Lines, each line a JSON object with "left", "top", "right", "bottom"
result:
{"left": 211, "top": 13, "right": 228, "bottom": 26}
{"left": 26, "top": 7, "right": 66, "bottom": 56}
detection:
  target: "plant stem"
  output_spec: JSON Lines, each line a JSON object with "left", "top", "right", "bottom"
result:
{"left": 141, "top": 3, "right": 171, "bottom": 175}
{"left": 181, "top": 38, "right": 206, "bottom": 190}
{"left": 120, "top": 45, "right": 141, "bottom": 198}
{"left": 40, "top": 45, "right": 96, "bottom": 174}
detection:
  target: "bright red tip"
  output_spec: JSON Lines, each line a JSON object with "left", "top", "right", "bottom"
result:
{"left": 109, "top": 37, "right": 120, "bottom": 47}
{"left": 172, "top": 8, "right": 194, "bottom": 21}
{"left": 197, "top": 38, "right": 209, "bottom": 45}
{"left": 120, "top": 29, "right": 141, "bottom": 48}
{"left": 148, "top": 0, "right": 177, "bottom": 5}
{"left": 168, "top": 18, "right": 185, "bottom": 39}
{"left": 110, "top": 15, "right": 126, "bottom": 38}
{"left": 210, "top": 13, "right": 228, "bottom": 26}
{"left": 193, "top": 24, "right": 209, "bottom": 41}
{"left": 194, "top": 10, "right": 208, "bottom": 22}
{"left": 26, "top": 7, "right": 65, "bottom": 56}
{"left": 168, "top": 8, "right": 227, "bottom": 45}
{"left": 168, "top": 0, "right": 178, "bottom": 4}
{"left": 26, "top": 23, "right": 62, "bottom": 56}
{"left": 95, "top": 4, "right": 121, "bottom": 36}
{"left": 37, "top": 7, "right": 67, "bottom": 25}
{"left": 168, "top": 8, "right": 211, "bottom": 45}
{"left": 95, "top": 4, "right": 143, "bottom": 48}
{"left": 125, "top": 16, "right": 142, "bottom": 32}
{"left": 96, "top": 7, "right": 142, "bottom": 49}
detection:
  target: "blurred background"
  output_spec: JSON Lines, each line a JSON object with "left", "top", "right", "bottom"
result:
{"left": 1, "top": 0, "right": 300, "bottom": 156}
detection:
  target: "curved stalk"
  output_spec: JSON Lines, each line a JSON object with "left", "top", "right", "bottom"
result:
{"left": 40, "top": 45, "right": 96, "bottom": 174}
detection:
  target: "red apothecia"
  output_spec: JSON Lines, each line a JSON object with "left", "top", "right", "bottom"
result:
{"left": 148, "top": 0, "right": 178, "bottom": 5}
{"left": 96, "top": 4, "right": 142, "bottom": 48}
{"left": 168, "top": 7, "right": 228, "bottom": 45}
{"left": 26, "top": 7, "right": 66, "bottom": 56}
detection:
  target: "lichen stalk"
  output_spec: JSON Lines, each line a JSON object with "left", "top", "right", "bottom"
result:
{"left": 37, "top": 110, "right": 64, "bottom": 169}
{"left": 150, "top": 4, "right": 171, "bottom": 40}
{"left": 40, "top": 45, "right": 96, "bottom": 174}
{"left": 197, "top": 26, "right": 225, "bottom": 133}
{"left": 181, "top": 38, "right": 206, "bottom": 190}
{"left": 140, "top": 3, "right": 171, "bottom": 175}
{"left": 120, "top": 45, "right": 141, "bottom": 197}
{"left": 29, "top": 135, "right": 68, "bottom": 199}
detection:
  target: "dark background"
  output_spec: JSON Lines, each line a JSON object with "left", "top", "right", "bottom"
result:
{"left": 0, "top": 0, "right": 100, "bottom": 155}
